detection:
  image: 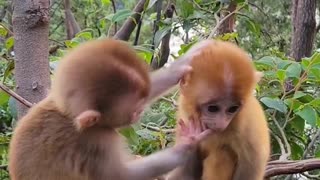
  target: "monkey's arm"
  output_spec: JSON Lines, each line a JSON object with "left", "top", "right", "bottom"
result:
{"left": 126, "top": 120, "right": 211, "bottom": 180}
{"left": 148, "top": 40, "right": 215, "bottom": 101}
{"left": 125, "top": 145, "right": 192, "bottom": 180}
{"left": 165, "top": 148, "right": 203, "bottom": 180}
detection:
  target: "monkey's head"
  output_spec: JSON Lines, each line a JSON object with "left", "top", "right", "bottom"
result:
{"left": 51, "top": 39, "right": 150, "bottom": 131}
{"left": 179, "top": 40, "right": 262, "bottom": 132}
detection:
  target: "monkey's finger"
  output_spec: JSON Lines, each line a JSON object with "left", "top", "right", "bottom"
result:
{"left": 194, "top": 129, "right": 212, "bottom": 142}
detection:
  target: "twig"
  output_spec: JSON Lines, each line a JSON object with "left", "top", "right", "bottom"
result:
{"left": 303, "top": 129, "right": 320, "bottom": 158}
{"left": 110, "top": 0, "right": 118, "bottom": 34}
{"left": 208, "top": 1, "right": 247, "bottom": 38}
{"left": 0, "top": 83, "right": 33, "bottom": 108}
{"left": 191, "top": 0, "right": 213, "bottom": 14}
{"left": 271, "top": 112, "right": 291, "bottom": 160}
{"left": 141, "top": 123, "right": 175, "bottom": 134}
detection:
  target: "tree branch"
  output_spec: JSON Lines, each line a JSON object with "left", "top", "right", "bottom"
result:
{"left": 114, "top": 0, "right": 147, "bottom": 40}
{"left": 0, "top": 83, "right": 33, "bottom": 108}
{"left": 266, "top": 159, "right": 320, "bottom": 178}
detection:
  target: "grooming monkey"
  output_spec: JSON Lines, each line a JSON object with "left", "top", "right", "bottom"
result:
{"left": 166, "top": 40, "right": 270, "bottom": 180}
{"left": 8, "top": 39, "right": 212, "bottom": 180}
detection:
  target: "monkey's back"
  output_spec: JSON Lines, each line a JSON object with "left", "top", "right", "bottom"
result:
{"left": 8, "top": 98, "right": 124, "bottom": 180}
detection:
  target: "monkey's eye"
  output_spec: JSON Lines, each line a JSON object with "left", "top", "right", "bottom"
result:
{"left": 227, "top": 105, "right": 240, "bottom": 113}
{"left": 207, "top": 105, "right": 220, "bottom": 113}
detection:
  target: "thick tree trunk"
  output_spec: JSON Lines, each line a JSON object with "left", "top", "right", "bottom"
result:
{"left": 217, "top": 1, "right": 237, "bottom": 35}
{"left": 13, "top": 0, "right": 51, "bottom": 118}
{"left": 290, "top": 0, "right": 316, "bottom": 61}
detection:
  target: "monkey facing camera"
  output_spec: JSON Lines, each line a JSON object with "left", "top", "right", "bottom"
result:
{"left": 166, "top": 40, "right": 270, "bottom": 180}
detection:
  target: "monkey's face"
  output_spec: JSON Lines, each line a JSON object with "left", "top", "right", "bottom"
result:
{"left": 198, "top": 98, "right": 242, "bottom": 132}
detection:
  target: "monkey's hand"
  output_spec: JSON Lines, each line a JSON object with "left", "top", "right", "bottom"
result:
{"left": 148, "top": 40, "right": 215, "bottom": 102}
{"left": 174, "top": 118, "right": 211, "bottom": 154}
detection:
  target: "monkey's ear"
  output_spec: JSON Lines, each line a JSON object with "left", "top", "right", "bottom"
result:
{"left": 254, "top": 71, "right": 263, "bottom": 83}
{"left": 75, "top": 110, "right": 101, "bottom": 131}
{"left": 179, "top": 69, "right": 193, "bottom": 88}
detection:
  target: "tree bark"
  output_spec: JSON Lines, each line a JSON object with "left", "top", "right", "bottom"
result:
{"left": 151, "top": 4, "right": 175, "bottom": 70}
{"left": 290, "top": 0, "right": 316, "bottom": 61}
{"left": 217, "top": 1, "right": 237, "bottom": 35}
{"left": 13, "top": 0, "right": 51, "bottom": 118}
{"left": 64, "top": 0, "right": 81, "bottom": 40}
{"left": 114, "top": 0, "right": 147, "bottom": 41}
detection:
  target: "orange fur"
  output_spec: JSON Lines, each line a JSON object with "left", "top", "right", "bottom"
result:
{"left": 167, "top": 40, "right": 270, "bottom": 180}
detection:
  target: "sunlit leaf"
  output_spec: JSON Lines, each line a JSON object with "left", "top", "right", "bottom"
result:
{"left": 5, "top": 37, "right": 14, "bottom": 50}
{"left": 0, "top": 26, "right": 8, "bottom": 37}
{"left": 310, "top": 98, "right": 320, "bottom": 108}
{"left": 276, "top": 69, "right": 286, "bottom": 82}
{"left": 119, "top": 126, "right": 139, "bottom": 145}
{"left": 101, "top": 0, "right": 111, "bottom": 5}
{"left": 0, "top": 91, "right": 9, "bottom": 107}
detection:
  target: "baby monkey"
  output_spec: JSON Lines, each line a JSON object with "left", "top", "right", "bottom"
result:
{"left": 8, "top": 39, "right": 211, "bottom": 180}
{"left": 166, "top": 40, "right": 270, "bottom": 180}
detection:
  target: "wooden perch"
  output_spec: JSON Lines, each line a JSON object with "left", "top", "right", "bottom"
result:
{"left": 114, "top": 0, "right": 147, "bottom": 41}
{"left": 265, "top": 159, "right": 320, "bottom": 178}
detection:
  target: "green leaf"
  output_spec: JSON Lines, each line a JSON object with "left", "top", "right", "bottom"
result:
{"left": 244, "top": 18, "right": 261, "bottom": 37}
{"left": 8, "top": 97, "right": 17, "bottom": 120}
{"left": 5, "top": 37, "right": 14, "bottom": 50}
{"left": 154, "top": 26, "right": 172, "bottom": 48}
{"left": 301, "top": 58, "right": 310, "bottom": 70}
{"left": 290, "top": 116, "right": 305, "bottom": 133}
{"left": 0, "top": 91, "right": 9, "bottom": 107}
{"left": 293, "top": 91, "right": 306, "bottom": 99}
{"left": 112, "top": 9, "right": 134, "bottom": 23}
{"left": 310, "top": 67, "right": 320, "bottom": 80}
{"left": 284, "top": 98, "right": 302, "bottom": 112}
{"left": 310, "top": 98, "right": 320, "bottom": 108}
{"left": 260, "top": 97, "right": 287, "bottom": 113}
{"left": 295, "top": 105, "right": 317, "bottom": 126}
{"left": 75, "top": 31, "right": 93, "bottom": 40}
{"left": 310, "top": 52, "right": 320, "bottom": 65}
{"left": 276, "top": 69, "right": 286, "bottom": 82}
{"left": 119, "top": 126, "right": 139, "bottom": 145}
{"left": 286, "top": 63, "right": 301, "bottom": 78}
{"left": 101, "top": 0, "right": 111, "bottom": 5}
{"left": 255, "top": 56, "right": 277, "bottom": 67}
{"left": 290, "top": 141, "right": 303, "bottom": 160}
{"left": 0, "top": 26, "right": 8, "bottom": 37}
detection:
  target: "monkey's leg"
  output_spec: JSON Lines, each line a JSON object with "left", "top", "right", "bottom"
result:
{"left": 202, "top": 148, "right": 237, "bottom": 180}
{"left": 231, "top": 155, "right": 267, "bottom": 180}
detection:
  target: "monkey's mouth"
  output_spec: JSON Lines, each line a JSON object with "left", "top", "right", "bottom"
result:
{"left": 203, "top": 122, "right": 225, "bottom": 133}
